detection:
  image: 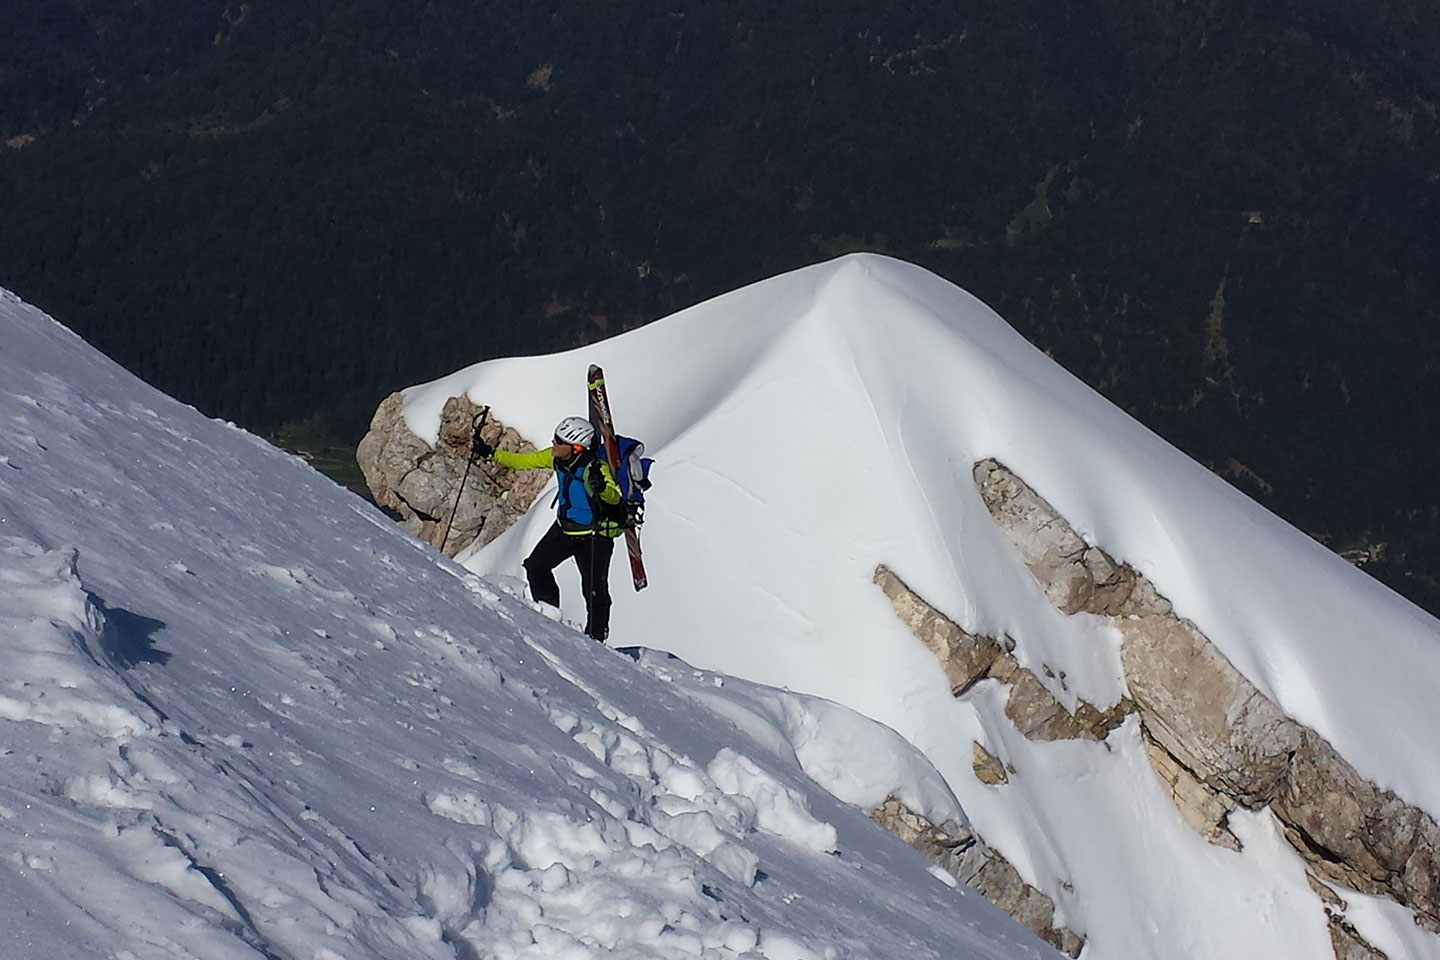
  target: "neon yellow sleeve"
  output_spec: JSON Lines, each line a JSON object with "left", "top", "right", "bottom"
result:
{"left": 490, "top": 447, "right": 554, "bottom": 470}
{"left": 596, "top": 462, "right": 621, "bottom": 505}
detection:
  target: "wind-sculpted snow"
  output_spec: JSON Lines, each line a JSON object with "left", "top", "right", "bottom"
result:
{"left": 413, "top": 255, "right": 1440, "bottom": 958}
{"left": 631, "top": 650, "right": 969, "bottom": 834}
{"left": 0, "top": 290, "right": 1050, "bottom": 958}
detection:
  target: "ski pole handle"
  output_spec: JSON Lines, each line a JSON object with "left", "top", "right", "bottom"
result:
{"left": 468, "top": 406, "right": 492, "bottom": 461}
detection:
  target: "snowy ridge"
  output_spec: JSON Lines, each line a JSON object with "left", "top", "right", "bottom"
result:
{"left": 441, "top": 254, "right": 1440, "bottom": 811}
{"left": 0, "top": 290, "right": 1047, "bottom": 958}
{"left": 413, "top": 254, "right": 1440, "bottom": 959}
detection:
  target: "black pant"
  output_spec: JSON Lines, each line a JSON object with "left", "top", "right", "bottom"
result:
{"left": 523, "top": 524, "right": 615, "bottom": 640}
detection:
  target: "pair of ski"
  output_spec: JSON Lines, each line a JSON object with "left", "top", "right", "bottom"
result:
{"left": 586, "top": 364, "right": 648, "bottom": 592}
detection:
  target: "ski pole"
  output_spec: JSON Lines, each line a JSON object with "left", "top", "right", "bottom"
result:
{"left": 587, "top": 527, "right": 599, "bottom": 641}
{"left": 440, "top": 406, "right": 490, "bottom": 554}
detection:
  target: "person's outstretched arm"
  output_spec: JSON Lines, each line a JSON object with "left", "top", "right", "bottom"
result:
{"left": 489, "top": 447, "right": 554, "bottom": 470}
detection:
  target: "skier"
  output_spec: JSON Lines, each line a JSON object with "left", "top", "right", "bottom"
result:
{"left": 471, "top": 416, "right": 622, "bottom": 641}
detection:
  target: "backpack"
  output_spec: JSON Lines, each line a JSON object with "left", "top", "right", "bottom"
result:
{"left": 613, "top": 436, "right": 654, "bottom": 502}
{"left": 599, "top": 435, "right": 654, "bottom": 527}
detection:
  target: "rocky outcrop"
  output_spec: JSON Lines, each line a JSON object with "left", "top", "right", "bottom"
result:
{"left": 1141, "top": 730, "right": 1241, "bottom": 851}
{"left": 1328, "top": 915, "right": 1391, "bottom": 960}
{"left": 989, "top": 652, "right": 1131, "bottom": 742}
{"left": 871, "top": 565, "right": 1113, "bottom": 951}
{"left": 973, "top": 459, "right": 1170, "bottom": 619}
{"left": 357, "top": 393, "right": 549, "bottom": 556}
{"left": 1117, "top": 604, "right": 1439, "bottom": 928}
{"left": 965, "top": 458, "right": 1440, "bottom": 937}
{"left": 873, "top": 459, "right": 1435, "bottom": 954}
{"left": 972, "top": 741, "right": 1010, "bottom": 785}
{"left": 1305, "top": 878, "right": 1392, "bottom": 960}
{"left": 870, "top": 799, "right": 1084, "bottom": 957}
{"left": 874, "top": 566, "right": 1129, "bottom": 743}
{"left": 1118, "top": 612, "right": 1300, "bottom": 809}
{"left": 1276, "top": 731, "right": 1440, "bottom": 920}
{"left": 873, "top": 566, "right": 1003, "bottom": 694}
{"left": 1324, "top": 921, "right": 1393, "bottom": 960}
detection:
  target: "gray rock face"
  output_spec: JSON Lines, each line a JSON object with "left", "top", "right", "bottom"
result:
{"left": 964, "top": 458, "right": 1440, "bottom": 936}
{"left": 874, "top": 565, "right": 1127, "bottom": 743}
{"left": 973, "top": 459, "right": 1095, "bottom": 615}
{"left": 357, "top": 393, "right": 549, "bottom": 557}
{"left": 1277, "top": 730, "right": 1440, "bottom": 927}
{"left": 973, "top": 459, "right": 1173, "bottom": 619}
{"left": 873, "top": 566, "right": 1002, "bottom": 693}
{"left": 972, "top": 741, "right": 1010, "bottom": 785}
{"left": 1328, "top": 915, "right": 1392, "bottom": 960}
{"left": 1117, "top": 613, "right": 1301, "bottom": 807}
{"left": 1141, "top": 730, "right": 1241, "bottom": 851}
{"left": 869, "top": 566, "right": 1114, "bottom": 954}
{"left": 877, "top": 459, "right": 1440, "bottom": 949}
{"left": 991, "top": 652, "right": 1130, "bottom": 742}
{"left": 870, "top": 799, "right": 1085, "bottom": 958}
{"left": 1308, "top": 876, "right": 1393, "bottom": 960}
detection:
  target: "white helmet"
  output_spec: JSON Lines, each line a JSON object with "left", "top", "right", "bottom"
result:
{"left": 553, "top": 416, "right": 595, "bottom": 447}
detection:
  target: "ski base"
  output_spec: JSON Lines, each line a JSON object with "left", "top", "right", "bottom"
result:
{"left": 587, "top": 364, "right": 649, "bottom": 592}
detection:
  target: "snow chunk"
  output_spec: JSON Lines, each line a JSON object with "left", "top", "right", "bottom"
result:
{"left": 707, "top": 749, "right": 837, "bottom": 854}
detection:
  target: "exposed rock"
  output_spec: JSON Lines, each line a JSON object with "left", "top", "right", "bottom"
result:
{"left": 357, "top": 393, "right": 549, "bottom": 556}
{"left": 1141, "top": 730, "right": 1241, "bottom": 852}
{"left": 959, "top": 852, "right": 1085, "bottom": 959}
{"left": 1077, "top": 547, "right": 1137, "bottom": 617}
{"left": 1328, "top": 914, "right": 1391, "bottom": 960}
{"left": 998, "top": 659, "right": 1084, "bottom": 740}
{"left": 870, "top": 799, "right": 1084, "bottom": 958}
{"left": 356, "top": 394, "right": 425, "bottom": 511}
{"left": 973, "top": 459, "right": 1094, "bottom": 615}
{"left": 970, "top": 457, "right": 1440, "bottom": 932}
{"left": 875, "top": 565, "right": 1128, "bottom": 743}
{"left": 1118, "top": 613, "right": 1301, "bottom": 807}
{"left": 973, "top": 458, "right": 1172, "bottom": 619}
{"left": 877, "top": 555, "right": 1250, "bottom": 860}
{"left": 1311, "top": 872, "right": 1399, "bottom": 960}
{"left": 873, "top": 566, "right": 1001, "bottom": 693}
{"left": 972, "top": 741, "right": 1009, "bottom": 785}
{"left": 998, "top": 655, "right": 1129, "bottom": 741}
{"left": 984, "top": 648, "right": 1022, "bottom": 685}
{"left": 1277, "top": 730, "right": 1440, "bottom": 931}
{"left": 1307, "top": 873, "right": 1348, "bottom": 910}
{"left": 870, "top": 797, "right": 976, "bottom": 854}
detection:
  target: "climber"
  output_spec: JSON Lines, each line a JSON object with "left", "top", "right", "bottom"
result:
{"left": 471, "top": 417, "right": 621, "bottom": 641}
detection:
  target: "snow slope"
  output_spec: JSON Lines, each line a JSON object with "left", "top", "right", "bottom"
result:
{"left": 402, "top": 254, "right": 1440, "bottom": 959}
{"left": 0, "top": 287, "right": 1052, "bottom": 959}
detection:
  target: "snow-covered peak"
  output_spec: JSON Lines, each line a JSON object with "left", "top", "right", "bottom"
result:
{"left": 438, "top": 254, "right": 1440, "bottom": 812}
{"left": 408, "top": 254, "right": 1440, "bottom": 959}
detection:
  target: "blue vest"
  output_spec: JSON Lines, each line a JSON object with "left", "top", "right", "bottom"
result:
{"left": 554, "top": 454, "right": 603, "bottom": 533}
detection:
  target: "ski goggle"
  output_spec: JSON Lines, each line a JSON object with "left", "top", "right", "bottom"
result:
{"left": 553, "top": 437, "right": 586, "bottom": 454}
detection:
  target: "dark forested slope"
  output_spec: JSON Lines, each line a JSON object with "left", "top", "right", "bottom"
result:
{"left": 2, "top": 0, "right": 1437, "bottom": 611}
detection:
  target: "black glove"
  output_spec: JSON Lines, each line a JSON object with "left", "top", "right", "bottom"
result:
{"left": 470, "top": 433, "right": 494, "bottom": 459}
{"left": 587, "top": 461, "right": 609, "bottom": 490}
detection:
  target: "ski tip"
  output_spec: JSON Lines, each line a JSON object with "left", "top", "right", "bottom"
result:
{"left": 588, "top": 364, "right": 603, "bottom": 377}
